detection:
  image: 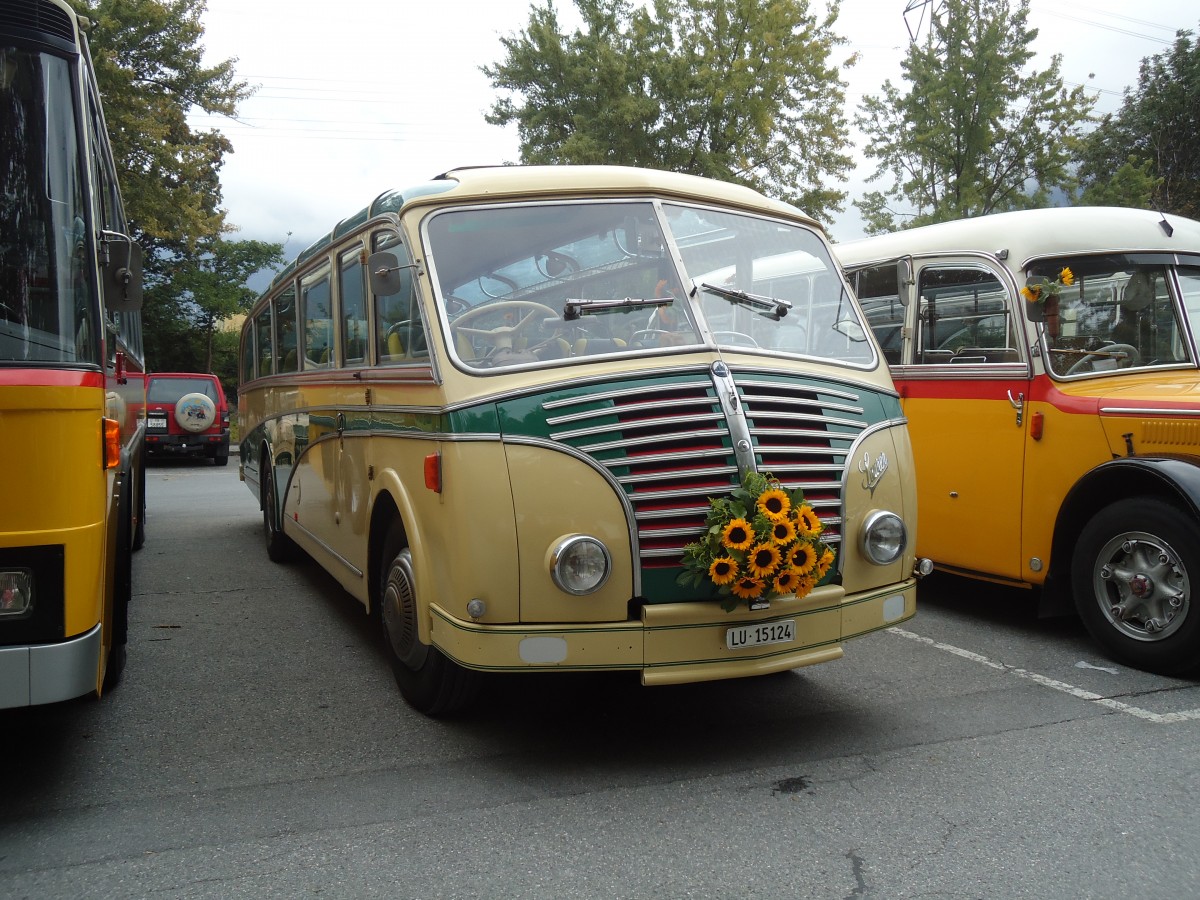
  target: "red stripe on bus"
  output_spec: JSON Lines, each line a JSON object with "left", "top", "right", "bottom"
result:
{"left": 0, "top": 370, "right": 105, "bottom": 388}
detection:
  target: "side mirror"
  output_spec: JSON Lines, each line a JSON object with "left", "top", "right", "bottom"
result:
{"left": 1023, "top": 275, "right": 1049, "bottom": 322}
{"left": 368, "top": 251, "right": 407, "bottom": 297}
{"left": 102, "top": 231, "right": 142, "bottom": 311}
{"left": 896, "top": 256, "right": 915, "bottom": 307}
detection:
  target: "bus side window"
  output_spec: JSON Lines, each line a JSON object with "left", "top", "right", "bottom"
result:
{"left": 338, "top": 246, "right": 367, "bottom": 366}
{"left": 916, "top": 266, "right": 1016, "bottom": 364}
{"left": 853, "top": 265, "right": 906, "bottom": 365}
{"left": 241, "top": 317, "right": 255, "bottom": 384}
{"left": 255, "top": 306, "right": 273, "bottom": 376}
{"left": 300, "top": 265, "right": 332, "bottom": 368}
{"left": 372, "top": 232, "right": 426, "bottom": 365}
{"left": 275, "top": 285, "right": 298, "bottom": 373}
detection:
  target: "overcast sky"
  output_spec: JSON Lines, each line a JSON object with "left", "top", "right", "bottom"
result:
{"left": 188, "top": 0, "right": 1197, "bottom": 263}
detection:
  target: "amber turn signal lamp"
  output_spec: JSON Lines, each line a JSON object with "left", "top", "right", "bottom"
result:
{"left": 103, "top": 417, "right": 121, "bottom": 469}
{"left": 424, "top": 452, "right": 441, "bottom": 493}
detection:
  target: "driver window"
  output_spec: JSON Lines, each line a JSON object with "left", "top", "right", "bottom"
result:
{"left": 1039, "top": 263, "right": 1187, "bottom": 376}
{"left": 372, "top": 232, "right": 426, "bottom": 365}
{"left": 916, "top": 266, "right": 1018, "bottom": 364}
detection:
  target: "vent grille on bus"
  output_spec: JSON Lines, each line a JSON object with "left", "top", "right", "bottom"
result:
{"left": 542, "top": 373, "right": 864, "bottom": 568}
{"left": 0, "top": 0, "right": 76, "bottom": 43}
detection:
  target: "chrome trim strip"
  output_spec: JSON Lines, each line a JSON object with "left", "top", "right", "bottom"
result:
{"left": 288, "top": 518, "right": 364, "bottom": 579}
{"left": 1100, "top": 407, "right": 1200, "bottom": 417}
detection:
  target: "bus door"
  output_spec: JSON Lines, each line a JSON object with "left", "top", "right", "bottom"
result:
{"left": 897, "top": 262, "right": 1031, "bottom": 581}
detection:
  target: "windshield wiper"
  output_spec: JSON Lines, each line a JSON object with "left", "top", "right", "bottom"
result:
{"left": 562, "top": 297, "right": 674, "bottom": 321}
{"left": 697, "top": 282, "right": 791, "bottom": 321}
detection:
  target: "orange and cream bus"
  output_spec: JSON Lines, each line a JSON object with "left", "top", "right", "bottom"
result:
{"left": 0, "top": 0, "right": 146, "bottom": 708}
{"left": 838, "top": 207, "right": 1200, "bottom": 676}
{"left": 238, "top": 165, "right": 924, "bottom": 715}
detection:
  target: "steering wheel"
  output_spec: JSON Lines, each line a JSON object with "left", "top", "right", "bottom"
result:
{"left": 712, "top": 330, "right": 760, "bottom": 348}
{"left": 450, "top": 301, "right": 559, "bottom": 355}
{"left": 1066, "top": 343, "right": 1141, "bottom": 375}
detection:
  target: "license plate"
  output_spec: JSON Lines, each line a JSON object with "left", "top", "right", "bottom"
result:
{"left": 148, "top": 416, "right": 167, "bottom": 429}
{"left": 726, "top": 619, "right": 795, "bottom": 650}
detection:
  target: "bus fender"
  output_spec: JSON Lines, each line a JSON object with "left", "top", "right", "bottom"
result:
{"left": 367, "top": 466, "right": 434, "bottom": 640}
{"left": 1046, "top": 454, "right": 1200, "bottom": 613}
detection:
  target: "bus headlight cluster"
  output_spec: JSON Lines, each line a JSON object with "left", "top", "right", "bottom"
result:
{"left": 0, "top": 570, "right": 32, "bottom": 616}
{"left": 859, "top": 511, "right": 907, "bottom": 565}
{"left": 549, "top": 535, "right": 611, "bottom": 595}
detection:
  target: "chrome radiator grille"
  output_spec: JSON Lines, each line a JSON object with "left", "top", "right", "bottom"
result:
{"left": 542, "top": 372, "right": 867, "bottom": 567}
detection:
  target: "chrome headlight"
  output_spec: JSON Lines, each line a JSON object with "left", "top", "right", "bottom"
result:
{"left": 860, "top": 510, "right": 907, "bottom": 565}
{"left": 549, "top": 535, "right": 611, "bottom": 595}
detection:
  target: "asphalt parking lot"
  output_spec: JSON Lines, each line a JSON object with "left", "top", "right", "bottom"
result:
{"left": 2, "top": 460, "right": 1199, "bottom": 899}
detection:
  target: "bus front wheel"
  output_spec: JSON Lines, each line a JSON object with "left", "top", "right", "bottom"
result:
{"left": 379, "top": 527, "right": 478, "bottom": 716}
{"left": 1072, "top": 498, "right": 1200, "bottom": 676}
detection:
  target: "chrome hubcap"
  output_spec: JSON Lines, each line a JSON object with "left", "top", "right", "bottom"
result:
{"left": 1094, "top": 532, "right": 1189, "bottom": 642}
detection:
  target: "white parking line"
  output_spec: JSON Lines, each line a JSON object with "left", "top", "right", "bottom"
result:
{"left": 887, "top": 626, "right": 1200, "bottom": 724}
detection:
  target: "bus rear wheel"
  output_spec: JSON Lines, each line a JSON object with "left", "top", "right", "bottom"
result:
{"left": 261, "top": 463, "right": 297, "bottom": 563}
{"left": 1072, "top": 498, "right": 1200, "bottom": 676}
{"left": 379, "top": 528, "right": 478, "bottom": 716}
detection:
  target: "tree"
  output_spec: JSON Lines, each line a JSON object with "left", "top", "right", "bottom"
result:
{"left": 854, "top": 0, "right": 1094, "bottom": 233}
{"left": 483, "top": 0, "right": 856, "bottom": 224}
{"left": 70, "top": 0, "right": 251, "bottom": 250}
{"left": 1077, "top": 24, "right": 1200, "bottom": 218}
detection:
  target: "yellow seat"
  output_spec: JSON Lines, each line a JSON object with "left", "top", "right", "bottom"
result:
{"left": 387, "top": 331, "right": 404, "bottom": 359}
{"left": 574, "top": 337, "right": 627, "bottom": 356}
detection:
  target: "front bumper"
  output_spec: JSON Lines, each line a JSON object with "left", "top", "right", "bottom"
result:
{"left": 429, "top": 581, "right": 915, "bottom": 684}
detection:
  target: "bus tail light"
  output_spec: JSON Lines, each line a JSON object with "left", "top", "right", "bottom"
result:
{"left": 424, "top": 452, "right": 441, "bottom": 493}
{"left": 103, "top": 417, "right": 121, "bottom": 470}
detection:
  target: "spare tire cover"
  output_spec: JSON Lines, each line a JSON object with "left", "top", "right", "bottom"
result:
{"left": 175, "top": 392, "right": 217, "bottom": 433}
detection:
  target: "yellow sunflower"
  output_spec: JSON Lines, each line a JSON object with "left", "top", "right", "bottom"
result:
{"left": 721, "top": 518, "right": 754, "bottom": 551}
{"left": 796, "top": 504, "right": 822, "bottom": 537}
{"left": 770, "top": 517, "right": 796, "bottom": 545}
{"left": 730, "top": 577, "right": 765, "bottom": 600}
{"left": 1060, "top": 266, "right": 1074, "bottom": 286}
{"left": 1021, "top": 284, "right": 1043, "bottom": 303}
{"left": 816, "top": 547, "right": 835, "bottom": 579}
{"left": 794, "top": 574, "right": 818, "bottom": 598}
{"left": 757, "top": 488, "right": 791, "bottom": 521}
{"left": 708, "top": 557, "right": 739, "bottom": 586}
{"left": 788, "top": 542, "right": 818, "bottom": 575}
{"left": 773, "top": 567, "right": 802, "bottom": 594}
{"left": 747, "top": 542, "right": 782, "bottom": 579}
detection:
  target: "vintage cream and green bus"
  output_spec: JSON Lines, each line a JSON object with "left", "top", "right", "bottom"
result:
{"left": 238, "top": 165, "right": 923, "bottom": 714}
{"left": 838, "top": 206, "right": 1200, "bottom": 676}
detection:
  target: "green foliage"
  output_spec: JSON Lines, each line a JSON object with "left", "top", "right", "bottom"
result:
{"left": 69, "top": 1, "right": 283, "bottom": 380}
{"left": 70, "top": 0, "right": 251, "bottom": 250}
{"left": 146, "top": 236, "right": 282, "bottom": 376}
{"left": 1077, "top": 24, "right": 1200, "bottom": 218}
{"left": 483, "top": 0, "right": 856, "bottom": 224}
{"left": 854, "top": 0, "right": 1094, "bottom": 233}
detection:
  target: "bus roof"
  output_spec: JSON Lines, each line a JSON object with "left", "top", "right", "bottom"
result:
{"left": 836, "top": 207, "right": 1200, "bottom": 271}
{"left": 274, "top": 165, "right": 817, "bottom": 292}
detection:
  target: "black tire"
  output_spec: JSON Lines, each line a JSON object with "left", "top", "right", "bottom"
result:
{"left": 379, "top": 523, "right": 479, "bottom": 716}
{"left": 104, "top": 482, "right": 133, "bottom": 691}
{"left": 132, "top": 453, "right": 146, "bottom": 552}
{"left": 1072, "top": 498, "right": 1200, "bottom": 676}
{"left": 262, "top": 463, "right": 298, "bottom": 563}
{"left": 213, "top": 451, "right": 230, "bottom": 468}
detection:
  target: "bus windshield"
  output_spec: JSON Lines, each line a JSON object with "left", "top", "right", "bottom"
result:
{"left": 423, "top": 200, "right": 870, "bottom": 370}
{"left": 0, "top": 47, "right": 96, "bottom": 365}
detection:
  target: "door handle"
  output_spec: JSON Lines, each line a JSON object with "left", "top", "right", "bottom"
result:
{"left": 1007, "top": 390, "right": 1024, "bottom": 427}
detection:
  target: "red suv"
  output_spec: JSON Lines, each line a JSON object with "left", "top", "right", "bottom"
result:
{"left": 145, "top": 373, "right": 231, "bottom": 466}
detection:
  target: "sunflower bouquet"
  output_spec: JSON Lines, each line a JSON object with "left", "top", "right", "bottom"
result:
{"left": 1021, "top": 266, "right": 1074, "bottom": 304}
{"left": 677, "top": 470, "right": 836, "bottom": 611}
